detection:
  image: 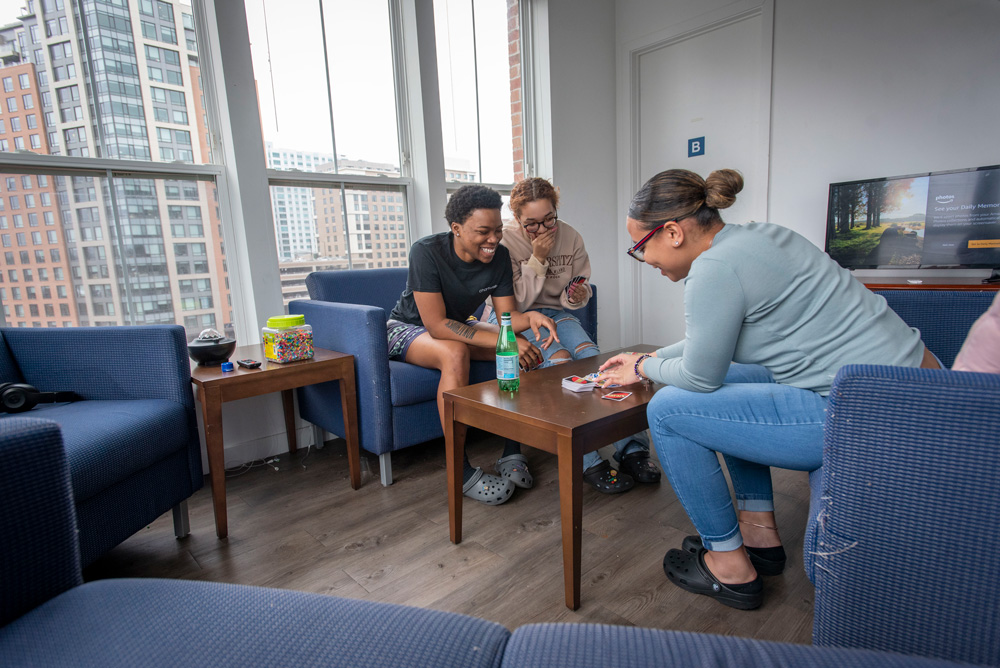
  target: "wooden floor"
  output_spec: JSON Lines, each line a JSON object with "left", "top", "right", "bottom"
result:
{"left": 85, "top": 432, "right": 815, "bottom": 642}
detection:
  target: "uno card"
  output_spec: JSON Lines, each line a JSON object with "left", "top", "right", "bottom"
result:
{"left": 584, "top": 372, "right": 620, "bottom": 389}
{"left": 602, "top": 391, "right": 632, "bottom": 401}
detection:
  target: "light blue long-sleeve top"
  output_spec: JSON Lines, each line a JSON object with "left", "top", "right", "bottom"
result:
{"left": 641, "top": 222, "right": 924, "bottom": 396}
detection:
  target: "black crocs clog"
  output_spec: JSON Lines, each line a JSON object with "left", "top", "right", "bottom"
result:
{"left": 663, "top": 547, "right": 763, "bottom": 610}
{"left": 582, "top": 460, "right": 634, "bottom": 494}
{"left": 681, "top": 535, "right": 786, "bottom": 576}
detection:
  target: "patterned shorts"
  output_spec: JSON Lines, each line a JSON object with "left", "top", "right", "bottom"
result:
{"left": 386, "top": 319, "right": 427, "bottom": 361}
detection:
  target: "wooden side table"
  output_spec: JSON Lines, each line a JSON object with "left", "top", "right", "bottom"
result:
{"left": 444, "top": 345, "right": 659, "bottom": 610}
{"left": 190, "top": 344, "right": 361, "bottom": 538}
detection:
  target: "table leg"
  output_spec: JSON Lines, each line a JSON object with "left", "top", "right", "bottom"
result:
{"left": 281, "top": 389, "right": 297, "bottom": 454}
{"left": 557, "top": 434, "right": 583, "bottom": 610}
{"left": 338, "top": 365, "right": 362, "bottom": 490}
{"left": 199, "top": 385, "right": 228, "bottom": 539}
{"left": 445, "top": 396, "right": 463, "bottom": 544}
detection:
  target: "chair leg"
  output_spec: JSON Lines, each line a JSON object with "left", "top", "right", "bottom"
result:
{"left": 379, "top": 452, "right": 393, "bottom": 486}
{"left": 172, "top": 499, "right": 191, "bottom": 538}
{"left": 311, "top": 423, "right": 326, "bottom": 450}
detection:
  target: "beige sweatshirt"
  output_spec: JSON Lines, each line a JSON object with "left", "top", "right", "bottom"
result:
{"left": 499, "top": 219, "right": 592, "bottom": 312}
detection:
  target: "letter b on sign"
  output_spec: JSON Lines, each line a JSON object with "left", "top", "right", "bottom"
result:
{"left": 688, "top": 137, "right": 705, "bottom": 157}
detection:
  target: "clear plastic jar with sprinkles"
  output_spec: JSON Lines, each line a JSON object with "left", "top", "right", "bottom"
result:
{"left": 262, "top": 314, "right": 314, "bottom": 363}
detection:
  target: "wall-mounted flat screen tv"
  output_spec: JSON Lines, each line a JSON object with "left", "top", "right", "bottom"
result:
{"left": 825, "top": 165, "right": 1000, "bottom": 270}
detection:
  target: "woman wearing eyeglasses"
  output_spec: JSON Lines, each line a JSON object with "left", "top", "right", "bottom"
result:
{"left": 490, "top": 177, "right": 661, "bottom": 495}
{"left": 598, "top": 168, "right": 937, "bottom": 610}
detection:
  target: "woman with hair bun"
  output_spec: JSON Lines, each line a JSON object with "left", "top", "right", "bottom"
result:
{"left": 598, "top": 168, "right": 939, "bottom": 610}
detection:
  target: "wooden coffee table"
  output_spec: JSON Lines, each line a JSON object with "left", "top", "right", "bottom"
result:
{"left": 191, "top": 344, "right": 361, "bottom": 538}
{"left": 444, "top": 345, "right": 659, "bottom": 610}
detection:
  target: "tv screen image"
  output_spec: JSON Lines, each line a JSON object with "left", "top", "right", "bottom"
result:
{"left": 825, "top": 165, "right": 1000, "bottom": 270}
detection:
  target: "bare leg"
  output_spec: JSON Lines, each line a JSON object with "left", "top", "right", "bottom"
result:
{"left": 703, "top": 512, "right": 781, "bottom": 584}
{"left": 704, "top": 548, "right": 758, "bottom": 584}
{"left": 738, "top": 510, "right": 782, "bottom": 548}
{"left": 404, "top": 333, "right": 472, "bottom": 433}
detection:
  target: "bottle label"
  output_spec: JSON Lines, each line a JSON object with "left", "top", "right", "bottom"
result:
{"left": 496, "top": 354, "right": 518, "bottom": 380}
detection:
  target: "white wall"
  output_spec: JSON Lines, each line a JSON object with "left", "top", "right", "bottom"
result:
{"left": 614, "top": 0, "right": 1000, "bottom": 247}
{"left": 768, "top": 0, "right": 1000, "bottom": 248}
{"left": 601, "top": 0, "right": 1000, "bottom": 345}
{"left": 544, "top": 0, "right": 623, "bottom": 347}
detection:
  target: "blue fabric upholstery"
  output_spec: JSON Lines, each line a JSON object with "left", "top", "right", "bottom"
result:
{"left": 291, "top": 269, "right": 597, "bottom": 463}
{"left": 0, "top": 418, "right": 81, "bottom": 627}
{"left": 808, "top": 364, "right": 1000, "bottom": 665}
{"left": 1, "top": 580, "right": 510, "bottom": 668}
{"left": 804, "top": 290, "right": 999, "bottom": 664}
{"left": 872, "top": 289, "right": 994, "bottom": 368}
{"left": 501, "top": 624, "right": 966, "bottom": 668}
{"left": 0, "top": 325, "right": 202, "bottom": 566}
{"left": 1, "top": 426, "right": 965, "bottom": 667}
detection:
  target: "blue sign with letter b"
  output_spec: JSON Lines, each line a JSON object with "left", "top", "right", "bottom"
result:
{"left": 688, "top": 137, "right": 705, "bottom": 157}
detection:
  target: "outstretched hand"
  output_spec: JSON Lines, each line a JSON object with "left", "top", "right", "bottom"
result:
{"left": 598, "top": 352, "right": 646, "bottom": 386}
{"left": 526, "top": 311, "right": 560, "bottom": 349}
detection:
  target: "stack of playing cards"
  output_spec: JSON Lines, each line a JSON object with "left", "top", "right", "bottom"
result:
{"left": 562, "top": 375, "right": 596, "bottom": 392}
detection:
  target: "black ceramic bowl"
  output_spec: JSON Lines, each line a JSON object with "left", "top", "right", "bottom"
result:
{"left": 187, "top": 336, "right": 237, "bottom": 366}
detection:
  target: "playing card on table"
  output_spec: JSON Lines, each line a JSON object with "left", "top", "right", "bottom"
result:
{"left": 602, "top": 391, "right": 632, "bottom": 401}
{"left": 562, "top": 375, "right": 596, "bottom": 392}
{"left": 584, "top": 372, "right": 620, "bottom": 389}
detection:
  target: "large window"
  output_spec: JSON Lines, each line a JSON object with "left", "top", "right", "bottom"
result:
{"left": 245, "top": 0, "right": 525, "bottom": 307}
{"left": 434, "top": 0, "right": 520, "bottom": 186}
{"left": 0, "top": 0, "right": 233, "bottom": 338}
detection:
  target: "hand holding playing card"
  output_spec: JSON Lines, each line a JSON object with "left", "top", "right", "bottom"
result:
{"left": 566, "top": 276, "right": 588, "bottom": 305}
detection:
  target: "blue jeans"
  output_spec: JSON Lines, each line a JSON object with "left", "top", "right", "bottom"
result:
{"left": 488, "top": 307, "right": 649, "bottom": 470}
{"left": 647, "top": 363, "right": 827, "bottom": 551}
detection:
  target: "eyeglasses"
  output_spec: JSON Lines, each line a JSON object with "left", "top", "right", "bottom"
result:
{"left": 521, "top": 211, "right": 558, "bottom": 233}
{"left": 626, "top": 222, "right": 670, "bottom": 262}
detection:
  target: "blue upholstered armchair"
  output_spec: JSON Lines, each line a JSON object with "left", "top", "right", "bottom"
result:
{"left": 0, "top": 325, "right": 202, "bottom": 566}
{"left": 289, "top": 268, "right": 598, "bottom": 485}
{"left": 805, "top": 289, "right": 1000, "bottom": 665}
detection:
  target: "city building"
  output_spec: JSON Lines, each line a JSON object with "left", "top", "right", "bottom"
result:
{"left": 0, "top": 0, "right": 232, "bottom": 337}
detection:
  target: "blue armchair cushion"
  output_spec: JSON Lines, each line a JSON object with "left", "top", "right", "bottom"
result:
{"left": 502, "top": 624, "right": 965, "bottom": 668}
{"left": 874, "top": 290, "right": 994, "bottom": 368}
{"left": 0, "top": 579, "right": 510, "bottom": 668}
{"left": 18, "top": 400, "right": 194, "bottom": 503}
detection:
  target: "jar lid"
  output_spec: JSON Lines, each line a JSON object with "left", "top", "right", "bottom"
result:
{"left": 266, "top": 314, "right": 306, "bottom": 328}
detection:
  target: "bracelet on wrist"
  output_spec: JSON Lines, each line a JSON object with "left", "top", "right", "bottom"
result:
{"left": 634, "top": 353, "right": 652, "bottom": 380}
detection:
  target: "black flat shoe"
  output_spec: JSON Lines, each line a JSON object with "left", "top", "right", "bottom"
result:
{"left": 582, "top": 460, "right": 634, "bottom": 494}
{"left": 681, "top": 535, "right": 786, "bottom": 576}
{"left": 663, "top": 547, "right": 763, "bottom": 610}
{"left": 615, "top": 449, "right": 661, "bottom": 483}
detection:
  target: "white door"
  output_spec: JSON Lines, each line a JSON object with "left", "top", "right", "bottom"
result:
{"left": 627, "top": 8, "right": 772, "bottom": 348}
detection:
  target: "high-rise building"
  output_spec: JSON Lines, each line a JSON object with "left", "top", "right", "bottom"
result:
{"left": 0, "top": 0, "right": 232, "bottom": 337}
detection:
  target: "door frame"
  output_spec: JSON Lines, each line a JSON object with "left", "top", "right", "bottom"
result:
{"left": 615, "top": 0, "right": 774, "bottom": 344}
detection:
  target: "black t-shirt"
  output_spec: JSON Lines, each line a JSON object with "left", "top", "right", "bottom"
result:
{"left": 389, "top": 232, "right": 515, "bottom": 326}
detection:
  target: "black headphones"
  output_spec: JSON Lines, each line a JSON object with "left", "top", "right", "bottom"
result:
{"left": 0, "top": 383, "right": 80, "bottom": 413}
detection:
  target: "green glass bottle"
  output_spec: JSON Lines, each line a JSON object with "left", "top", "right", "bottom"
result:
{"left": 496, "top": 312, "right": 520, "bottom": 393}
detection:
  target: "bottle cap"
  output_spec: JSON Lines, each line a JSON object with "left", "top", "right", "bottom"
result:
{"left": 266, "top": 314, "right": 306, "bottom": 329}
{"left": 221, "top": 361, "right": 234, "bottom": 372}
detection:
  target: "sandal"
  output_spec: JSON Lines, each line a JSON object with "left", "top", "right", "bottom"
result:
{"left": 614, "top": 448, "right": 661, "bottom": 483}
{"left": 495, "top": 454, "right": 533, "bottom": 489}
{"left": 462, "top": 467, "right": 515, "bottom": 506}
{"left": 582, "top": 460, "right": 634, "bottom": 494}
{"left": 681, "top": 535, "right": 786, "bottom": 576}
{"left": 663, "top": 547, "right": 763, "bottom": 610}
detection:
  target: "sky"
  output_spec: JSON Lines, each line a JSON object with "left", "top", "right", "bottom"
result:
{"left": 0, "top": 0, "right": 516, "bottom": 180}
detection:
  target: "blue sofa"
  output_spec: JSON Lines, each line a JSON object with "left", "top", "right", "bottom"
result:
{"left": 805, "top": 288, "right": 1000, "bottom": 665}
{"left": 0, "top": 418, "right": 967, "bottom": 667}
{"left": 0, "top": 325, "right": 202, "bottom": 566}
{"left": 289, "top": 268, "right": 598, "bottom": 485}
